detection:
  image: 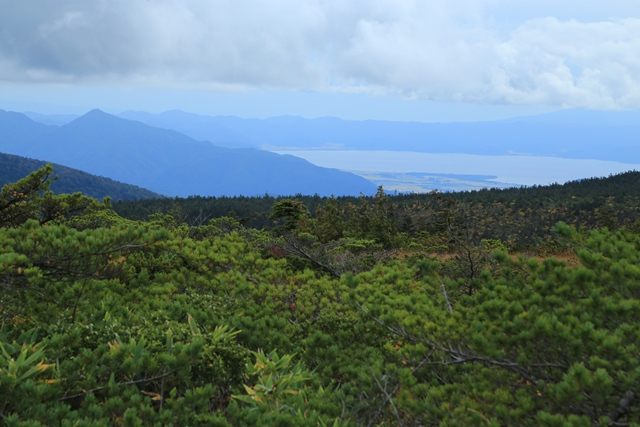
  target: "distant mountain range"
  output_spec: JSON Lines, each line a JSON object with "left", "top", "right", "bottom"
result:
{"left": 0, "top": 152, "right": 160, "bottom": 201}
{"left": 117, "top": 109, "right": 640, "bottom": 163}
{"left": 0, "top": 109, "right": 375, "bottom": 197}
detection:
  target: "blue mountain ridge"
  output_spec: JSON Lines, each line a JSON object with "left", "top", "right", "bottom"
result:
{"left": 120, "top": 109, "right": 640, "bottom": 163}
{"left": 0, "top": 109, "right": 376, "bottom": 197}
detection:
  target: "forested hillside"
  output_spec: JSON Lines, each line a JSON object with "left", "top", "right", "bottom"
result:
{"left": 2, "top": 167, "right": 639, "bottom": 425}
{"left": 115, "top": 171, "right": 640, "bottom": 251}
{"left": 0, "top": 152, "right": 160, "bottom": 201}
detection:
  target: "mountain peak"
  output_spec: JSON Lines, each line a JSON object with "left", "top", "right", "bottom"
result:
{"left": 84, "top": 108, "right": 111, "bottom": 118}
{"left": 65, "top": 109, "right": 131, "bottom": 129}
{"left": 0, "top": 109, "right": 47, "bottom": 127}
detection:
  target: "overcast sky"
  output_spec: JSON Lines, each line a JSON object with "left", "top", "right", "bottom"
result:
{"left": 1, "top": 0, "right": 638, "bottom": 120}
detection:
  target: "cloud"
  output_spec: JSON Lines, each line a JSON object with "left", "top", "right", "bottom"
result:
{"left": 0, "top": 0, "right": 638, "bottom": 108}
{"left": 491, "top": 18, "right": 640, "bottom": 108}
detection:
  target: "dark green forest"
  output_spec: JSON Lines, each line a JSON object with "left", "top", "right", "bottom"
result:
{"left": 0, "top": 153, "right": 160, "bottom": 201}
{"left": 1, "top": 166, "right": 639, "bottom": 426}
{"left": 115, "top": 171, "right": 640, "bottom": 251}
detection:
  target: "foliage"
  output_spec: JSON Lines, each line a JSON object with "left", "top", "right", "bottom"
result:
{"left": 1, "top": 168, "right": 639, "bottom": 425}
{"left": 0, "top": 164, "right": 113, "bottom": 228}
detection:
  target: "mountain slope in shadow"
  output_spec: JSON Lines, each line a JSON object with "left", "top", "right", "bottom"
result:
{"left": 0, "top": 151, "right": 160, "bottom": 201}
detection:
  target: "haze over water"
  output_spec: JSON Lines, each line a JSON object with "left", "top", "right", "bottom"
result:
{"left": 276, "top": 150, "right": 640, "bottom": 189}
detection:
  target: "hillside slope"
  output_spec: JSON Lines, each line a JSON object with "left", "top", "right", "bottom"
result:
{"left": 0, "top": 152, "right": 160, "bottom": 200}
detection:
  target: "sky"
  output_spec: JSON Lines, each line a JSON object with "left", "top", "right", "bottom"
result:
{"left": 0, "top": 0, "right": 639, "bottom": 121}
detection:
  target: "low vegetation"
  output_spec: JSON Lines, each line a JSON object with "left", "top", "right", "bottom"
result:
{"left": 1, "top": 167, "right": 638, "bottom": 425}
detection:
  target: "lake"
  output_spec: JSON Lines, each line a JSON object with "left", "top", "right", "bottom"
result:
{"left": 274, "top": 150, "right": 640, "bottom": 192}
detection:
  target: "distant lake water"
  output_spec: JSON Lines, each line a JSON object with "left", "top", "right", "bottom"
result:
{"left": 274, "top": 150, "right": 640, "bottom": 188}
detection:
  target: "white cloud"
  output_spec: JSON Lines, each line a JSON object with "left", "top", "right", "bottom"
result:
{"left": 491, "top": 18, "right": 640, "bottom": 108}
{"left": 0, "top": 0, "right": 638, "bottom": 108}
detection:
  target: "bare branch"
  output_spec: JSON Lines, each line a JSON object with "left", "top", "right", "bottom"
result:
{"left": 440, "top": 281, "right": 453, "bottom": 314}
{"left": 281, "top": 234, "right": 341, "bottom": 278}
{"left": 59, "top": 371, "right": 174, "bottom": 402}
{"left": 353, "top": 299, "right": 566, "bottom": 384}
{"left": 372, "top": 374, "right": 403, "bottom": 426}
{"left": 609, "top": 391, "right": 635, "bottom": 426}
